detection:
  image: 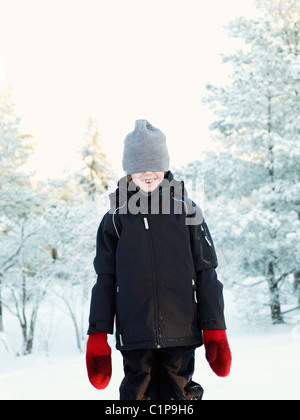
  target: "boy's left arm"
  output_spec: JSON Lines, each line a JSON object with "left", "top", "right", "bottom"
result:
{"left": 188, "top": 217, "right": 232, "bottom": 377}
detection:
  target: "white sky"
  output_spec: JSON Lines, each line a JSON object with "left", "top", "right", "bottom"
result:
{"left": 0, "top": 0, "right": 258, "bottom": 179}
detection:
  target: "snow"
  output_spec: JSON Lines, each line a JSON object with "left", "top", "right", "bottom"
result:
{"left": 0, "top": 290, "right": 299, "bottom": 400}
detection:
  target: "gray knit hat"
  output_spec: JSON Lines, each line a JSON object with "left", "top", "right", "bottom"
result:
{"left": 122, "top": 120, "right": 170, "bottom": 174}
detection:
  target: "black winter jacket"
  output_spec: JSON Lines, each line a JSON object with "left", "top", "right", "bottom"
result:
{"left": 88, "top": 172, "right": 226, "bottom": 351}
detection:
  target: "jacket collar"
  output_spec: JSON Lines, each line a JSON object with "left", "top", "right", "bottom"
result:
{"left": 109, "top": 171, "right": 186, "bottom": 214}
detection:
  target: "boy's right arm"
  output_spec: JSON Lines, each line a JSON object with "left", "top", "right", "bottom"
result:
{"left": 86, "top": 212, "right": 119, "bottom": 389}
{"left": 88, "top": 212, "right": 119, "bottom": 335}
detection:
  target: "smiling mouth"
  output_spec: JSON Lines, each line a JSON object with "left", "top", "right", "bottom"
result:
{"left": 141, "top": 179, "right": 157, "bottom": 184}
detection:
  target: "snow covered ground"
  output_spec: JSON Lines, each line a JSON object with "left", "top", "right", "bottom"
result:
{"left": 0, "top": 290, "right": 299, "bottom": 400}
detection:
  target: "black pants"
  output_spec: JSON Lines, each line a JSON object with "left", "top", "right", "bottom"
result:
{"left": 119, "top": 346, "right": 203, "bottom": 400}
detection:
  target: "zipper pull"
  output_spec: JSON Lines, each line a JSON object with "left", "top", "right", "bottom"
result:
{"left": 194, "top": 291, "right": 198, "bottom": 304}
{"left": 201, "top": 225, "right": 212, "bottom": 246}
{"left": 192, "top": 279, "right": 198, "bottom": 304}
{"left": 119, "top": 334, "right": 124, "bottom": 347}
{"left": 143, "top": 217, "right": 149, "bottom": 230}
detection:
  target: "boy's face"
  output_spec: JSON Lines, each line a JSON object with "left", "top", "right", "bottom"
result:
{"left": 131, "top": 171, "right": 165, "bottom": 193}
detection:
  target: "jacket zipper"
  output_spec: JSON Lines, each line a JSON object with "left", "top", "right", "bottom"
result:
{"left": 116, "top": 285, "right": 124, "bottom": 347}
{"left": 200, "top": 224, "right": 212, "bottom": 247}
{"left": 200, "top": 223, "right": 215, "bottom": 264}
{"left": 143, "top": 216, "right": 161, "bottom": 349}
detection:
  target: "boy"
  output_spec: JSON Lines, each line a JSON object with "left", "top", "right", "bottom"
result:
{"left": 86, "top": 120, "right": 231, "bottom": 400}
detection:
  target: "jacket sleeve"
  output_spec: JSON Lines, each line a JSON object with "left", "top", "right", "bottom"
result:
{"left": 196, "top": 267, "right": 226, "bottom": 330}
{"left": 188, "top": 218, "right": 226, "bottom": 330}
{"left": 87, "top": 212, "right": 119, "bottom": 335}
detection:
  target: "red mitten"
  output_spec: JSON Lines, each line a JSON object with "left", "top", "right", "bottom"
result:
{"left": 86, "top": 332, "right": 112, "bottom": 389}
{"left": 203, "top": 329, "right": 232, "bottom": 377}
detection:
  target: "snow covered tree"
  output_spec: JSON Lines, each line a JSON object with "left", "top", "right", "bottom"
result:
{"left": 0, "top": 89, "right": 34, "bottom": 336}
{"left": 1, "top": 216, "right": 55, "bottom": 354}
{"left": 203, "top": 0, "right": 300, "bottom": 324}
{"left": 0, "top": 89, "right": 35, "bottom": 221}
{"left": 43, "top": 201, "right": 100, "bottom": 353}
{"left": 78, "top": 117, "right": 113, "bottom": 198}
{"left": 0, "top": 91, "right": 56, "bottom": 354}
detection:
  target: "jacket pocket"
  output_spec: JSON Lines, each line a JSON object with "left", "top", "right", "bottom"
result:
{"left": 197, "top": 222, "right": 218, "bottom": 268}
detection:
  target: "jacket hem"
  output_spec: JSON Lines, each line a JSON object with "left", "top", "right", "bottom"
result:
{"left": 116, "top": 335, "right": 203, "bottom": 351}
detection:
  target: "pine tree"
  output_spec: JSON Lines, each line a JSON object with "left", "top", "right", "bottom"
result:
{"left": 78, "top": 117, "right": 113, "bottom": 198}
{"left": 0, "top": 89, "right": 34, "bottom": 220}
{"left": 203, "top": 0, "right": 300, "bottom": 324}
{"left": 0, "top": 90, "right": 53, "bottom": 353}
